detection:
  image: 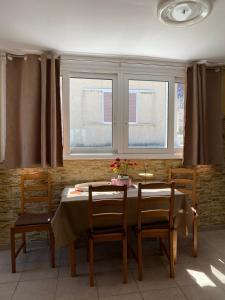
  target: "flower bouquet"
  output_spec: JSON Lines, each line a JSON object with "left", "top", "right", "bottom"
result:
{"left": 110, "top": 158, "right": 136, "bottom": 187}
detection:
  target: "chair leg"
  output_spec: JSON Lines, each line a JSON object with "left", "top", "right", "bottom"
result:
{"left": 22, "top": 233, "right": 26, "bottom": 253}
{"left": 193, "top": 216, "right": 198, "bottom": 257}
{"left": 173, "top": 230, "right": 177, "bottom": 264}
{"left": 169, "top": 231, "right": 175, "bottom": 278}
{"left": 137, "top": 232, "right": 143, "bottom": 281}
{"left": 10, "top": 228, "right": 16, "bottom": 273}
{"left": 49, "top": 228, "right": 55, "bottom": 268}
{"left": 89, "top": 238, "right": 94, "bottom": 287}
{"left": 122, "top": 237, "right": 128, "bottom": 284}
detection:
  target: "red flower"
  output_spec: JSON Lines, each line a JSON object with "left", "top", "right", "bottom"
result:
{"left": 116, "top": 157, "right": 120, "bottom": 162}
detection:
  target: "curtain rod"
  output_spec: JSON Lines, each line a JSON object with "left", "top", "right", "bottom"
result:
{"left": 7, "top": 55, "right": 42, "bottom": 61}
{"left": 197, "top": 60, "right": 225, "bottom": 69}
{"left": 7, "top": 54, "right": 60, "bottom": 61}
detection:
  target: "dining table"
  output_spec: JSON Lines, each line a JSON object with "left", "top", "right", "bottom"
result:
{"left": 51, "top": 182, "right": 195, "bottom": 277}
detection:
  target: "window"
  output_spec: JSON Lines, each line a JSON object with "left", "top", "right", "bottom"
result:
{"left": 128, "top": 80, "right": 167, "bottom": 149}
{"left": 174, "top": 82, "right": 184, "bottom": 148}
{"left": 129, "top": 92, "right": 137, "bottom": 123}
{"left": 103, "top": 90, "right": 112, "bottom": 123}
{"left": 69, "top": 77, "right": 113, "bottom": 151}
{"left": 61, "top": 59, "right": 185, "bottom": 158}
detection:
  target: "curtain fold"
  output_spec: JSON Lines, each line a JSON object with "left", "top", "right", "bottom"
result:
{"left": 5, "top": 53, "right": 63, "bottom": 168}
{"left": 183, "top": 63, "right": 224, "bottom": 166}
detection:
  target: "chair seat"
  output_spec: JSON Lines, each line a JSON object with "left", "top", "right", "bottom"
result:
{"left": 90, "top": 226, "right": 124, "bottom": 235}
{"left": 14, "top": 212, "right": 53, "bottom": 227}
{"left": 135, "top": 220, "right": 169, "bottom": 231}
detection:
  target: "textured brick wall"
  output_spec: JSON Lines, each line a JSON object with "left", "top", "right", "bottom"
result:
{"left": 0, "top": 119, "right": 224, "bottom": 246}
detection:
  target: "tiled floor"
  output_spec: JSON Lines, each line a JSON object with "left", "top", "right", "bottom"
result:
{"left": 1, "top": 230, "right": 225, "bottom": 299}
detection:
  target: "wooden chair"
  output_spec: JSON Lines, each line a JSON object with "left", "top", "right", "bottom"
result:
{"left": 169, "top": 167, "right": 198, "bottom": 257}
{"left": 136, "top": 182, "right": 175, "bottom": 281}
{"left": 88, "top": 184, "right": 128, "bottom": 286}
{"left": 10, "top": 172, "right": 55, "bottom": 273}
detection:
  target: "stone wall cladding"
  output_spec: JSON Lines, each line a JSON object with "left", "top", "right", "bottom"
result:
{"left": 0, "top": 118, "right": 224, "bottom": 246}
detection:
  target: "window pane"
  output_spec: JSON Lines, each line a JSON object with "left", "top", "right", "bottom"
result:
{"left": 104, "top": 92, "right": 112, "bottom": 123}
{"left": 174, "top": 83, "right": 184, "bottom": 148}
{"left": 128, "top": 80, "right": 168, "bottom": 148}
{"left": 70, "top": 78, "right": 113, "bottom": 148}
{"left": 129, "top": 93, "right": 136, "bottom": 123}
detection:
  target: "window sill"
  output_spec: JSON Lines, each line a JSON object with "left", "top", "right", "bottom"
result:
{"left": 63, "top": 152, "right": 183, "bottom": 160}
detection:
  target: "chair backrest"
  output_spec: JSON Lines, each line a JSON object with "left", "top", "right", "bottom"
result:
{"left": 137, "top": 182, "right": 175, "bottom": 231}
{"left": 168, "top": 167, "right": 197, "bottom": 207}
{"left": 88, "top": 185, "right": 127, "bottom": 233}
{"left": 20, "top": 172, "right": 51, "bottom": 213}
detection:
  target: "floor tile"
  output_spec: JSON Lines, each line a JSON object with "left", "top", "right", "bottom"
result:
{"left": 99, "top": 293, "right": 142, "bottom": 300}
{"left": 96, "top": 271, "right": 138, "bottom": 297}
{"left": 12, "top": 278, "right": 57, "bottom": 300}
{"left": 141, "top": 287, "right": 186, "bottom": 300}
{"left": 20, "top": 262, "right": 58, "bottom": 281}
{"left": 56, "top": 276, "right": 98, "bottom": 300}
{"left": 181, "top": 284, "right": 225, "bottom": 300}
{"left": 0, "top": 282, "right": 17, "bottom": 300}
{"left": 194, "top": 259, "right": 225, "bottom": 291}
{"left": 174, "top": 263, "right": 212, "bottom": 286}
{"left": 0, "top": 264, "right": 22, "bottom": 284}
{"left": 95, "top": 257, "right": 128, "bottom": 273}
{"left": 58, "top": 262, "right": 89, "bottom": 278}
{"left": 141, "top": 253, "right": 166, "bottom": 268}
{"left": 133, "top": 265, "right": 178, "bottom": 292}
{"left": 1, "top": 229, "right": 225, "bottom": 300}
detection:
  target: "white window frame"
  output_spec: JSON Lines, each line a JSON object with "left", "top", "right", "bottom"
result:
{"left": 124, "top": 75, "right": 171, "bottom": 154}
{"left": 62, "top": 72, "right": 118, "bottom": 155}
{"left": 174, "top": 78, "right": 185, "bottom": 154}
{"left": 61, "top": 55, "right": 185, "bottom": 159}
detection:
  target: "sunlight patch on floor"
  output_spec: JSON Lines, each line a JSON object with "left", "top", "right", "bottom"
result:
{"left": 186, "top": 269, "right": 216, "bottom": 287}
{"left": 210, "top": 265, "right": 225, "bottom": 284}
{"left": 218, "top": 258, "right": 225, "bottom": 264}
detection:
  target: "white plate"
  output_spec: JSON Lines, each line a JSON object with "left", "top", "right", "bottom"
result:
{"left": 75, "top": 181, "right": 111, "bottom": 192}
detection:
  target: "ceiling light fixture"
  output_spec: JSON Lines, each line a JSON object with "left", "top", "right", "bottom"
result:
{"left": 158, "top": 0, "right": 212, "bottom": 27}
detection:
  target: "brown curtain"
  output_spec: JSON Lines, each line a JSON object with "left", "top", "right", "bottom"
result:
{"left": 5, "top": 53, "right": 63, "bottom": 168}
{"left": 183, "top": 63, "right": 224, "bottom": 166}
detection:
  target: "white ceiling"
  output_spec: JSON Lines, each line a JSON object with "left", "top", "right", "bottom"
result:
{"left": 0, "top": 0, "right": 225, "bottom": 61}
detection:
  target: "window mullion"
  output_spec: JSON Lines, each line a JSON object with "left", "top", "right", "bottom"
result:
{"left": 117, "top": 72, "right": 125, "bottom": 154}
{"left": 167, "top": 77, "right": 175, "bottom": 153}
{"left": 112, "top": 76, "right": 118, "bottom": 153}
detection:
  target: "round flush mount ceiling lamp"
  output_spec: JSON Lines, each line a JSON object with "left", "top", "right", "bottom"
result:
{"left": 158, "top": 0, "right": 212, "bottom": 26}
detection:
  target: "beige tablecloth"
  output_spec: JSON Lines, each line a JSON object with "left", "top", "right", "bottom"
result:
{"left": 52, "top": 186, "right": 194, "bottom": 248}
